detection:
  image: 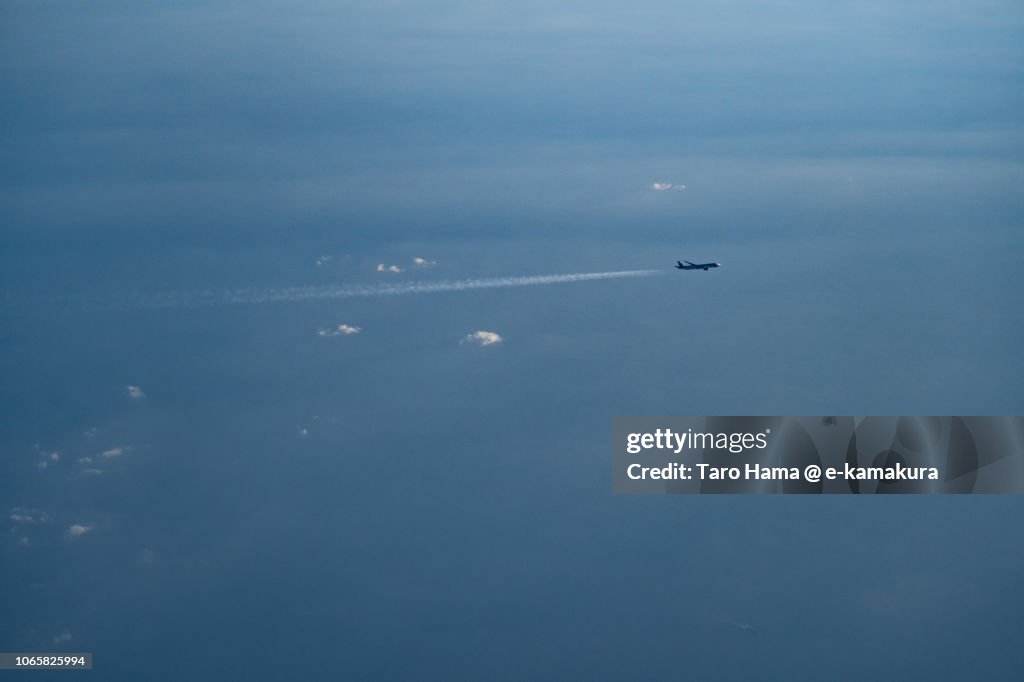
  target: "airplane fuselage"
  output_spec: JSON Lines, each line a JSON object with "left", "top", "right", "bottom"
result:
{"left": 676, "top": 260, "right": 720, "bottom": 271}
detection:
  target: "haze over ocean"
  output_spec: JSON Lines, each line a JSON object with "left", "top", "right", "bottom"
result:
{"left": 2, "top": 2, "right": 1022, "bottom": 679}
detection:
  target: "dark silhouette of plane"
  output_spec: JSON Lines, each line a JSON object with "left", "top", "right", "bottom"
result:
{"left": 676, "top": 260, "right": 720, "bottom": 271}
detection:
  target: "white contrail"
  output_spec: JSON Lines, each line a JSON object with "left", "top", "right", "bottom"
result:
{"left": 105, "top": 269, "right": 666, "bottom": 310}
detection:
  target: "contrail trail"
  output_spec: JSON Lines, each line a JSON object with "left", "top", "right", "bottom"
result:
{"left": 102, "top": 269, "right": 666, "bottom": 310}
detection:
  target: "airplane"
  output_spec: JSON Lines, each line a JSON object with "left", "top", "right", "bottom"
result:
{"left": 676, "top": 260, "right": 720, "bottom": 271}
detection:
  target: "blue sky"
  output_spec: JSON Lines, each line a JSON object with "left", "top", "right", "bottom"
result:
{"left": 2, "top": 1, "right": 1023, "bottom": 679}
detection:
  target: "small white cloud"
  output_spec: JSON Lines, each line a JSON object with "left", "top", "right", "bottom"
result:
{"left": 652, "top": 182, "right": 686, "bottom": 191}
{"left": 461, "top": 330, "right": 504, "bottom": 347}
{"left": 77, "top": 456, "right": 93, "bottom": 464}
{"left": 17, "top": 537, "right": 29, "bottom": 547}
{"left": 33, "top": 447, "right": 60, "bottom": 468}
{"left": 318, "top": 324, "right": 362, "bottom": 337}
{"left": 126, "top": 385, "right": 145, "bottom": 399}
{"left": 315, "top": 255, "right": 334, "bottom": 267}
{"left": 10, "top": 508, "right": 48, "bottom": 524}
{"left": 376, "top": 263, "right": 403, "bottom": 273}
{"left": 81, "top": 469, "right": 103, "bottom": 476}
{"left": 65, "top": 524, "right": 93, "bottom": 539}
{"left": 53, "top": 630, "right": 72, "bottom": 645}
{"left": 100, "top": 447, "right": 127, "bottom": 459}
{"left": 83, "top": 427, "right": 98, "bottom": 438}
{"left": 412, "top": 257, "right": 437, "bottom": 267}
{"left": 298, "top": 428, "right": 310, "bottom": 438}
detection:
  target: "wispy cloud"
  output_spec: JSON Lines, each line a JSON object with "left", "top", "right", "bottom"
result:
{"left": 376, "top": 263, "right": 403, "bottom": 273}
{"left": 461, "top": 330, "right": 504, "bottom": 347}
{"left": 65, "top": 524, "right": 93, "bottom": 539}
{"left": 9, "top": 507, "right": 48, "bottom": 524}
{"left": 412, "top": 257, "right": 437, "bottom": 267}
{"left": 652, "top": 182, "right": 686, "bottom": 191}
{"left": 100, "top": 446, "right": 129, "bottom": 459}
{"left": 126, "top": 385, "right": 145, "bottom": 399}
{"left": 33, "top": 444, "right": 59, "bottom": 468}
{"left": 315, "top": 255, "right": 333, "bottom": 267}
{"left": 53, "top": 630, "right": 72, "bottom": 645}
{"left": 317, "top": 324, "right": 362, "bottom": 337}
{"left": 36, "top": 450, "right": 60, "bottom": 468}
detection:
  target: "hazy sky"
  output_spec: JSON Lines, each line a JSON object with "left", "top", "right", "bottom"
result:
{"left": 2, "top": 2, "right": 1023, "bottom": 679}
